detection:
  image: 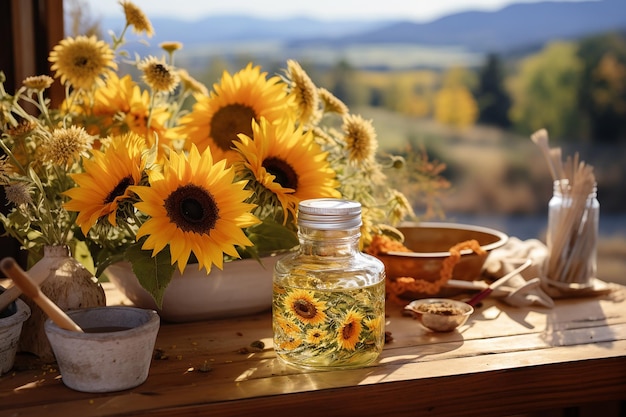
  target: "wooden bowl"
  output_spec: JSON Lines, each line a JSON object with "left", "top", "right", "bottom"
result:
{"left": 375, "top": 222, "right": 508, "bottom": 298}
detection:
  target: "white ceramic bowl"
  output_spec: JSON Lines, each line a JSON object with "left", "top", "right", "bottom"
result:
{"left": 45, "top": 306, "right": 160, "bottom": 393}
{"left": 105, "top": 256, "right": 279, "bottom": 322}
{"left": 404, "top": 298, "right": 474, "bottom": 332}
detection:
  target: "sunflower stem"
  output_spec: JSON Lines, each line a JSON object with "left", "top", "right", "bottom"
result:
{"left": 112, "top": 24, "right": 130, "bottom": 51}
{"left": 37, "top": 89, "right": 53, "bottom": 126}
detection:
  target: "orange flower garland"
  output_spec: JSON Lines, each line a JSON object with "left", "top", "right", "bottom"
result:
{"left": 366, "top": 235, "right": 486, "bottom": 303}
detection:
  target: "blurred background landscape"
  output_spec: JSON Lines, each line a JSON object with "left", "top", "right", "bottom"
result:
{"left": 71, "top": 0, "right": 625, "bottom": 283}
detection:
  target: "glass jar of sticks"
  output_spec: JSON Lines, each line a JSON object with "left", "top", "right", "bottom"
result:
{"left": 546, "top": 178, "right": 599, "bottom": 289}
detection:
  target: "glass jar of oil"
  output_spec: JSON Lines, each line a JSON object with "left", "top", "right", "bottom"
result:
{"left": 272, "top": 198, "right": 385, "bottom": 369}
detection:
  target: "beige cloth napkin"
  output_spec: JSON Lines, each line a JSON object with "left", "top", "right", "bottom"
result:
{"left": 483, "top": 237, "right": 614, "bottom": 307}
{"left": 482, "top": 237, "right": 554, "bottom": 308}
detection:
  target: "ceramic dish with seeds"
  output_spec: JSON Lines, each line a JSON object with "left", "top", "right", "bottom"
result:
{"left": 404, "top": 298, "right": 473, "bottom": 332}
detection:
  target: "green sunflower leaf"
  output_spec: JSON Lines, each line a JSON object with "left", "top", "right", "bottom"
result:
{"left": 125, "top": 239, "right": 176, "bottom": 308}
{"left": 245, "top": 219, "right": 298, "bottom": 256}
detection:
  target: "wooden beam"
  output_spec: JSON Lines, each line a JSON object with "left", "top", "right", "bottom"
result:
{"left": 10, "top": 0, "right": 36, "bottom": 86}
{"left": 38, "top": 0, "right": 65, "bottom": 106}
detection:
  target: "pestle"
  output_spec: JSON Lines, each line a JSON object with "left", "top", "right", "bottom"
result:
{"left": 0, "top": 282, "right": 25, "bottom": 314}
{"left": 0, "top": 260, "right": 51, "bottom": 313}
{"left": 0, "top": 257, "right": 83, "bottom": 332}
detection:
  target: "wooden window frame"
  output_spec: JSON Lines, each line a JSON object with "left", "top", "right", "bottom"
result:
{"left": 0, "top": 0, "right": 64, "bottom": 270}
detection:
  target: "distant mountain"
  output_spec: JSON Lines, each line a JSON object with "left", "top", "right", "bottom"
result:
{"left": 102, "top": 15, "right": 387, "bottom": 46}
{"left": 291, "top": 0, "right": 626, "bottom": 53}
{"left": 103, "top": 0, "right": 626, "bottom": 69}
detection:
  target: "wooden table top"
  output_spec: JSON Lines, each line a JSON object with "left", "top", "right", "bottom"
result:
{"left": 1, "top": 281, "right": 625, "bottom": 417}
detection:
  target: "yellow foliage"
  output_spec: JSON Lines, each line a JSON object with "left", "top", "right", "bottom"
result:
{"left": 592, "top": 53, "right": 626, "bottom": 110}
{"left": 434, "top": 86, "right": 478, "bottom": 127}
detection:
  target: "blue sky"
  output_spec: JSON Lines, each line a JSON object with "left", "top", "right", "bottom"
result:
{"left": 87, "top": 0, "right": 592, "bottom": 22}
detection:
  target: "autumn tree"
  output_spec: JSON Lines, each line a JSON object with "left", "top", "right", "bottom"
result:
{"left": 508, "top": 41, "right": 583, "bottom": 139}
{"left": 433, "top": 67, "right": 478, "bottom": 127}
{"left": 577, "top": 33, "right": 626, "bottom": 143}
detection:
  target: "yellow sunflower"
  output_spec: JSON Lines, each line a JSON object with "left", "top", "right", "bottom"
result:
{"left": 40, "top": 126, "right": 93, "bottom": 168}
{"left": 87, "top": 73, "right": 170, "bottom": 149}
{"left": 48, "top": 35, "right": 117, "bottom": 90}
{"left": 175, "top": 63, "right": 294, "bottom": 164}
{"left": 120, "top": 0, "right": 154, "bottom": 37}
{"left": 279, "top": 336, "right": 303, "bottom": 351}
{"left": 132, "top": 145, "right": 260, "bottom": 272}
{"left": 139, "top": 56, "right": 179, "bottom": 93}
{"left": 337, "top": 309, "right": 364, "bottom": 351}
{"left": 64, "top": 132, "right": 147, "bottom": 235}
{"left": 285, "top": 59, "right": 320, "bottom": 126}
{"left": 364, "top": 316, "right": 383, "bottom": 334}
{"left": 22, "top": 75, "right": 54, "bottom": 91}
{"left": 283, "top": 289, "right": 327, "bottom": 325}
{"left": 233, "top": 117, "right": 341, "bottom": 221}
{"left": 342, "top": 114, "right": 378, "bottom": 164}
{"left": 318, "top": 87, "right": 348, "bottom": 115}
{"left": 275, "top": 315, "right": 300, "bottom": 337}
{"left": 306, "top": 328, "right": 328, "bottom": 345}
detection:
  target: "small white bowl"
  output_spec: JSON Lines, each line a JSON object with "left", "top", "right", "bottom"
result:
{"left": 404, "top": 298, "right": 474, "bottom": 332}
{"left": 45, "top": 306, "right": 160, "bottom": 393}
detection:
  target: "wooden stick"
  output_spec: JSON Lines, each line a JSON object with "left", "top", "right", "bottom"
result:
{"left": 0, "top": 257, "right": 83, "bottom": 332}
{"left": 530, "top": 129, "right": 558, "bottom": 181}
{"left": 549, "top": 147, "right": 565, "bottom": 181}
{"left": 547, "top": 162, "right": 595, "bottom": 283}
{"left": 0, "top": 260, "right": 53, "bottom": 313}
{"left": 0, "top": 284, "right": 22, "bottom": 313}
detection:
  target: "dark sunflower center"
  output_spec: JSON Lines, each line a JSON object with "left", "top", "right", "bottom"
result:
{"left": 152, "top": 63, "right": 167, "bottom": 75}
{"left": 342, "top": 322, "right": 355, "bottom": 339}
{"left": 210, "top": 104, "right": 256, "bottom": 152}
{"left": 263, "top": 157, "right": 298, "bottom": 190}
{"left": 74, "top": 56, "right": 89, "bottom": 68}
{"left": 164, "top": 184, "right": 219, "bottom": 234}
{"left": 293, "top": 299, "right": 317, "bottom": 319}
{"left": 104, "top": 176, "right": 134, "bottom": 204}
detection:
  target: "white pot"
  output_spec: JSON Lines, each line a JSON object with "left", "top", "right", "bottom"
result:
{"left": 0, "top": 296, "right": 30, "bottom": 375}
{"left": 44, "top": 306, "right": 160, "bottom": 393}
{"left": 106, "top": 256, "right": 279, "bottom": 322}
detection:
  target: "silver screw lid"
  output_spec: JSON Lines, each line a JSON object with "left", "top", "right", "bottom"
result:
{"left": 298, "top": 198, "right": 362, "bottom": 230}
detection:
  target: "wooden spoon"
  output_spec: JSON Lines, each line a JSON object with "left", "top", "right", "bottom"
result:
{"left": 0, "top": 257, "right": 83, "bottom": 332}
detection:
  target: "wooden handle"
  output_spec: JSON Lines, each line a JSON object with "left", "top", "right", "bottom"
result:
{"left": 466, "top": 259, "right": 532, "bottom": 307}
{"left": 0, "top": 283, "right": 22, "bottom": 313}
{"left": 1, "top": 258, "right": 40, "bottom": 299}
{"left": 466, "top": 288, "right": 493, "bottom": 307}
{"left": 0, "top": 257, "right": 83, "bottom": 332}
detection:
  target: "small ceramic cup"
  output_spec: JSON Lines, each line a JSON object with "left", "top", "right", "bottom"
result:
{"left": 0, "top": 289, "right": 31, "bottom": 375}
{"left": 44, "top": 306, "right": 160, "bottom": 393}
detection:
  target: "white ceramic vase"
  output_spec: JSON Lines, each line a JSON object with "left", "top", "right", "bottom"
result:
{"left": 106, "top": 256, "right": 279, "bottom": 322}
{"left": 19, "top": 246, "right": 106, "bottom": 361}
